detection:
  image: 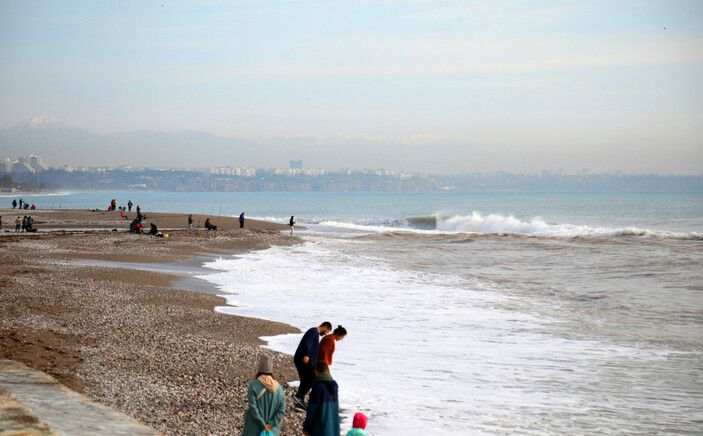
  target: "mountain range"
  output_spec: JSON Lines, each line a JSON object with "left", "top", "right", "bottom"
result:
{"left": 0, "top": 116, "right": 268, "bottom": 168}
{"left": 0, "top": 116, "right": 436, "bottom": 171}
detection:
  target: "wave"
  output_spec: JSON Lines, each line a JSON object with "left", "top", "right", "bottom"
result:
{"left": 315, "top": 212, "right": 703, "bottom": 241}
{"left": 0, "top": 191, "right": 74, "bottom": 198}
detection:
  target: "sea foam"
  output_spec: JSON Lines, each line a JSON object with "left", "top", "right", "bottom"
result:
{"left": 199, "top": 240, "right": 671, "bottom": 435}
{"left": 313, "top": 212, "right": 702, "bottom": 240}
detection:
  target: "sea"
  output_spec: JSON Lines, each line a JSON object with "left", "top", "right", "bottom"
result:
{"left": 9, "top": 191, "right": 703, "bottom": 435}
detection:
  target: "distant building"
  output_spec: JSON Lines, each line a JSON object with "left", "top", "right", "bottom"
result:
{"left": 28, "top": 155, "right": 49, "bottom": 172}
{"left": 12, "top": 159, "right": 35, "bottom": 174}
{"left": 2, "top": 158, "right": 13, "bottom": 173}
{"left": 209, "top": 166, "right": 257, "bottom": 177}
{"left": 290, "top": 160, "right": 303, "bottom": 169}
{"left": 1, "top": 154, "right": 49, "bottom": 174}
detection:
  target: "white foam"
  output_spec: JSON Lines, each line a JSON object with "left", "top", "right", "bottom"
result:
{"left": 315, "top": 212, "right": 702, "bottom": 240}
{"left": 0, "top": 191, "right": 74, "bottom": 198}
{"left": 198, "top": 240, "right": 667, "bottom": 434}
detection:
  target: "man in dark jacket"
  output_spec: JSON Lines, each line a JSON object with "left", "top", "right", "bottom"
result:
{"left": 239, "top": 212, "right": 245, "bottom": 228}
{"left": 294, "top": 322, "right": 332, "bottom": 407}
{"left": 303, "top": 362, "right": 340, "bottom": 436}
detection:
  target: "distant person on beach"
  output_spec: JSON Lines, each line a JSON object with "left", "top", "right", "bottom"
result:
{"left": 136, "top": 205, "right": 141, "bottom": 214}
{"left": 26, "top": 216, "right": 34, "bottom": 232}
{"left": 149, "top": 223, "right": 158, "bottom": 235}
{"left": 30, "top": 204, "right": 36, "bottom": 210}
{"left": 294, "top": 322, "right": 332, "bottom": 407}
{"left": 11, "top": 199, "right": 17, "bottom": 209}
{"left": 188, "top": 214, "right": 193, "bottom": 231}
{"left": 18, "top": 199, "right": 23, "bottom": 209}
{"left": 129, "top": 218, "right": 142, "bottom": 233}
{"left": 289, "top": 216, "right": 295, "bottom": 235}
{"left": 21, "top": 216, "right": 27, "bottom": 232}
{"left": 242, "top": 355, "right": 286, "bottom": 436}
{"left": 127, "top": 200, "right": 133, "bottom": 212}
{"left": 302, "top": 361, "right": 340, "bottom": 436}
{"left": 318, "top": 326, "right": 347, "bottom": 366}
{"left": 239, "top": 212, "right": 245, "bottom": 229}
{"left": 15, "top": 217, "right": 21, "bottom": 232}
{"left": 204, "top": 218, "right": 217, "bottom": 231}
{"left": 346, "top": 413, "right": 369, "bottom": 436}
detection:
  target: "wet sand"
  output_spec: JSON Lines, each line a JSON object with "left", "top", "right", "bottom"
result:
{"left": 0, "top": 211, "right": 307, "bottom": 435}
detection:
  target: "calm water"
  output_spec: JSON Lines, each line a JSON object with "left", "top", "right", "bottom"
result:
{"left": 12, "top": 191, "right": 703, "bottom": 434}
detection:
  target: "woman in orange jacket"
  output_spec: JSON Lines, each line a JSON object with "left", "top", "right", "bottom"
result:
{"left": 318, "top": 325, "right": 347, "bottom": 366}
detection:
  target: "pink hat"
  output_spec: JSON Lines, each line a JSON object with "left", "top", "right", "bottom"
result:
{"left": 352, "top": 412, "right": 368, "bottom": 429}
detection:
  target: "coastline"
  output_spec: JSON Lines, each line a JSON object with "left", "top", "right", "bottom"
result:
{"left": 0, "top": 210, "right": 307, "bottom": 435}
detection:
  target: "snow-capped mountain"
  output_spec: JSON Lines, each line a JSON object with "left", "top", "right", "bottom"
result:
{"left": 0, "top": 117, "right": 261, "bottom": 168}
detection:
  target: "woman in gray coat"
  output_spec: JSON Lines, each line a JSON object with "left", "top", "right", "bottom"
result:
{"left": 242, "top": 355, "right": 286, "bottom": 436}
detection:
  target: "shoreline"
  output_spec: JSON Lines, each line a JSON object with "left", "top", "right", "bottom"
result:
{"left": 0, "top": 210, "right": 308, "bottom": 435}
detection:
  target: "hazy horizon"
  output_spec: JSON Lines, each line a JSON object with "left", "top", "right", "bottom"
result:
{"left": 1, "top": 1, "right": 702, "bottom": 174}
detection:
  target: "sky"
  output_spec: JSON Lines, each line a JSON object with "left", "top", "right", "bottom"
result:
{"left": 1, "top": 0, "right": 702, "bottom": 173}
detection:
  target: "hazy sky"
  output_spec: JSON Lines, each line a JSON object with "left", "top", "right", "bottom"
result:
{"left": 1, "top": 0, "right": 702, "bottom": 173}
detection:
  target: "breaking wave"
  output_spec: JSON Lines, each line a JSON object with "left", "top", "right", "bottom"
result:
{"left": 314, "top": 212, "right": 702, "bottom": 240}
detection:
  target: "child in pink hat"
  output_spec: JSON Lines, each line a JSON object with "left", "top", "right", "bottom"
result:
{"left": 346, "top": 412, "right": 368, "bottom": 436}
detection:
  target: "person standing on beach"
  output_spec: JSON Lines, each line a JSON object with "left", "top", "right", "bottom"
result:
{"left": 18, "top": 199, "right": 23, "bottom": 209}
{"left": 127, "top": 200, "right": 133, "bottom": 212}
{"left": 239, "top": 212, "right": 245, "bottom": 229}
{"left": 318, "top": 326, "right": 347, "bottom": 366}
{"left": 289, "top": 216, "right": 296, "bottom": 235}
{"left": 188, "top": 214, "right": 193, "bottom": 231}
{"left": 21, "top": 216, "right": 27, "bottom": 232}
{"left": 294, "top": 322, "right": 332, "bottom": 407}
{"left": 11, "top": 199, "right": 17, "bottom": 209}
{"left": 15, "top": 217, "right": 21, "bottom": 232}
{"left": 302, "top": 362, "right": 340, "bottom": 436}
{"left": 242, "top": 355, "right": 286, "bottom": 436}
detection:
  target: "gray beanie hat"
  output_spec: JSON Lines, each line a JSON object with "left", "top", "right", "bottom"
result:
{"left": 258, "top": 355, "right": 274, "bottom": 374}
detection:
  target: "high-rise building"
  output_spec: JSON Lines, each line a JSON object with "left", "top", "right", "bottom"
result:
{"left": 29, "top": 155, "right": 49, "bottom": 172}
{"left": 290, "top": 160, "right": 303, "bottom": 169}
{"left": 2, "top": 158, "right": 13, "bottom": 173}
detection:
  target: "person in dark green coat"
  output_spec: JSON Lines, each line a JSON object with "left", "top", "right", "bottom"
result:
{"left": 242, "top": 355, "right": 287, "bottom": 436}
{"left": 303, "top": 362, "right": 340, "bottom": 436}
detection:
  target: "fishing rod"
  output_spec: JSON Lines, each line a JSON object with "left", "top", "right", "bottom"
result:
{"left": 218, "top": 198, "right": 223, "bottom": 226}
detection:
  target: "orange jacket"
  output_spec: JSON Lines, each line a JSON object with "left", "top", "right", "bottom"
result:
{"left": 318, "top": 334, "right": 336, "bottom": 365}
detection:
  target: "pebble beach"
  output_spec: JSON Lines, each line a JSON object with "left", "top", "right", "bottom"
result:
{"left": 0, "top": 209, "right": 308, "bottom": 435}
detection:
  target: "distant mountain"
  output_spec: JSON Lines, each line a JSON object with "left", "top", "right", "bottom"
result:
{"left": 0, "top": 117, "right": 269, "bottom": 168}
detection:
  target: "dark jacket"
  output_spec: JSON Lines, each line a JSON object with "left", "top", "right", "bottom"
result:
{"left": 294, "top": 328, "right": 320, "bottom": 365}
{"left": 303, "top": 373, "right": 340, "bottom": 436}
